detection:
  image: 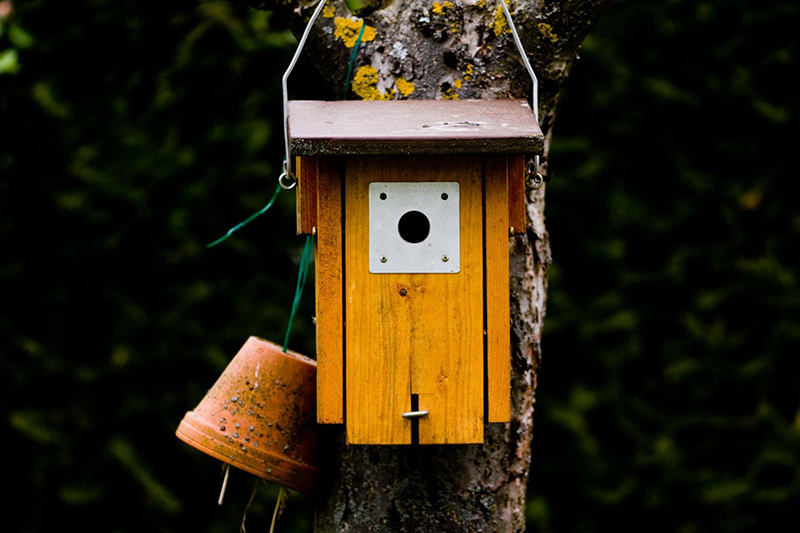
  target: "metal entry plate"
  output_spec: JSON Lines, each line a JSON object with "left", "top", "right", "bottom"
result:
{"left": 369, "top": 182, "right": 460, "bottom": 274}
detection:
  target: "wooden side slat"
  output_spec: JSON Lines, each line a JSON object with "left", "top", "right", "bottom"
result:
{"left": 485, "top": 155, "right": 511, "bottom": 423}
{"left": 315, "top": 157, "right": 344, "bottom": 424}
{"left": 296, "top": 156, "right": 318, "bottom": 235}
{"left": 345, "top": 156, "right": 484, "bottom": 445}
{"left": 508, "top": 154, "right": 526, "bottom": 235}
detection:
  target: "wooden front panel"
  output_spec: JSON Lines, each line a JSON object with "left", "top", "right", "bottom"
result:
{"left": 345, "top": 156, "right": 484, "bottom": 444}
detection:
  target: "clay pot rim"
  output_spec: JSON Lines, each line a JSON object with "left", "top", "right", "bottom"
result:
{"left": 177, "top": 413, "right": 318, "bottom": 494}
{"left": 249, "top": 336, "right": 316, "bottom": 368}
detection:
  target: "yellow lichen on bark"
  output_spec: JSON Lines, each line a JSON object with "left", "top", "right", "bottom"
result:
{"left": 334, "top": 18, "right": 377, "bottom": 48}
{"left": 396, "top": 78, "right": 416, "bottom": 98}
{"left": 323, "top": 4, "right": 336, "bottom": 18}
{"left": 493, "top": 6, "right": 511, "bottom": 36}
{"left": 431, "top": 1, "right": 453, "bottom": 15}
{"left": 352, "top": 66, "right": 397, "bottom": 100}
{"left": 464, "top": 64, "right": 474, "bottom": 80}
{"left": 538, "top": 23, "right": 559, "bottom": 43}
{"left": 443, "top": 84, "right": 459, "bottom": 99}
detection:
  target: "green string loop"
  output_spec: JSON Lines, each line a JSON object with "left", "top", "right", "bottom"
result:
{"left": 282, "top": 234, "right": 314, "bottom": 352}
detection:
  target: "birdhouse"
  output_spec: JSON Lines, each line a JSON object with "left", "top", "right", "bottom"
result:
{"left": 289, "top": 99, "right": 543, "bottom": 445}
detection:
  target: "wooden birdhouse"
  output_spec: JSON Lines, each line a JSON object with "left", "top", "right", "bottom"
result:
{"left": 289, "top": 99, "right": 543, "bottom": 445}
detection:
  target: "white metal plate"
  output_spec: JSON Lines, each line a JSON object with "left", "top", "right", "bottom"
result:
{"left": 369, "top": 182, "right": 460, "bottom": 274}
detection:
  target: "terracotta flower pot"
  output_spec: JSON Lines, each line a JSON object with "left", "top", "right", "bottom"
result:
{"left": 176, "top": 336, "right": 318, "bottom": 494}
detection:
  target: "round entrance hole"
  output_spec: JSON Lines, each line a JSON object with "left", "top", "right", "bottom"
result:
{"left": 398, "top": 211, "right": 430, "bottom": 244}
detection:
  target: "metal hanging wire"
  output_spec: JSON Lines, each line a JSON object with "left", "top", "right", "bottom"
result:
{"left": 281, "top": 0, "right": 330, "bottom": 190}
{"left": 497, "top": 1, "right": 543, "bottom": 189}
{"left": 280, "top": 0, "right": 543, "bottom": 189}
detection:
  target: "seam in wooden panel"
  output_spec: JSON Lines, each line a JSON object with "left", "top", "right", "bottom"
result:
{"left": 340, "top": 157, "right": 348, "bottom": 440}
{"left": 482, "top": 156, "right": 490, "bottom": 428}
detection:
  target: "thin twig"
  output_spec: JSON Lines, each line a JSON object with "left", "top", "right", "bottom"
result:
{"left": 240, "top": 479, "right": 262, "bottom": 533}
{"left": 218, "top": 464, "right": 231, "bottom": 505}
{"left": 270, "top": 487, "right": 289, "bottom": 533}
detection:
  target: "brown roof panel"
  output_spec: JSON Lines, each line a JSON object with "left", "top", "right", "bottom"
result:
{"left": 288, "top": 99, "right": 543, "bottom": 156}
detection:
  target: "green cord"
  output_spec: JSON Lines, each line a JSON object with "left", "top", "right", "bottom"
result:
{"left": 342, "top": 20, "right": 367, "bottom": 100}
{"left": 206, "top": 184, "right": 282, "bottom": 248}
{"left": 209, "top": 24, "right": 367, "bottom": 351}
{"left": 283, "top": 234, "right": 314, "bottom": 352}
{"left": 282, "top": 23, "right": 365, "bottom": 350}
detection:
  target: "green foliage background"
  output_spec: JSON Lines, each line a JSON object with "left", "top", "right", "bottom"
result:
{"left": 1, "top": 0, "right": 797, "bottom": 531}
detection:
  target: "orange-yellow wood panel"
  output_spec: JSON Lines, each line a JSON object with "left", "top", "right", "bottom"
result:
{"left": 345, "top": 156, "right": 484, "bottom": 444}
{"left": 508, "top": 155, "right": 526, "bottom": 235}
{"left": 296, "top": 157, "right": 318, "bottom": 235}
{"left": 485, "top": 156, "right": 512, "bottom": 423}
{"left": 315, "top": 157, "right": 344, "bottom": 424}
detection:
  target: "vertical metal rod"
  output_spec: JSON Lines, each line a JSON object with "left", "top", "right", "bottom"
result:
{"left": 282, "top": 0, "right": 329, "bottom": 183}
{"left": 499, "top": 0, "right": 541, "bottom": 175}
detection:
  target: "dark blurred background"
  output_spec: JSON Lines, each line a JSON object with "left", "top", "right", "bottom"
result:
{"left": 1, "top": 0, "right": 797, "bottom": 531}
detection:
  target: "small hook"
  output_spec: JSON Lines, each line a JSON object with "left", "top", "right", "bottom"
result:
{"left": 279, "top": 171, "right": 297, "bottom": 190}
{"left": 525, "top": 159, "right": 545, "bottom": 190}
{"left": 278, "top": 160, "right": 297, "bottom": 190}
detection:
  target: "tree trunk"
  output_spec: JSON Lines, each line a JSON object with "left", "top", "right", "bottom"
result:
{"left": 236, "top": 0, "right": 609, "bottom": 529}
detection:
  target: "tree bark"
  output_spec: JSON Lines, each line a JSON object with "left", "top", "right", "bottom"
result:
{"left": 236, "top": 0, "right": 609, "bottom": 529}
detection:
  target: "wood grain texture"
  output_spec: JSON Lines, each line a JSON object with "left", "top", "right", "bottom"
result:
{"left": 508, "top": 155, "right": 527, "bottom": 235}
{"left": 296, "top": 156, "right": 318, "bottom": 235}
{"left": 315, "top": 157, "right": 344, "bottom": 424}
{"left": 289, "top": 100, "right": 544, "bottom": 156}
{"left": 485, "top": 156, "right": 511, "bottom": 423}
{"left": 345, "top": 156, "right": 484, "bottom": 444}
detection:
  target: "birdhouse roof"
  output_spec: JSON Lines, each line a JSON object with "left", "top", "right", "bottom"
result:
{"left": 288, "top": 99, "right": 543, "bottom": 156}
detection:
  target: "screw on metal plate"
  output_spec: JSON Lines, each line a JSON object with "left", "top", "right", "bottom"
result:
{"left": 401, "top": 410, "right": 429, "bottom": 419}
{"left": 442, "top": 255, "right": 449, "bottom": 262}
{"left": 441, "top": 193, "right": 448, "bottom": 200}
{"left": 380, "top": 192, "right": 387, "bottom": 200}
{"left": 380, "top": 256, "right": 388, "bottom": 263}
